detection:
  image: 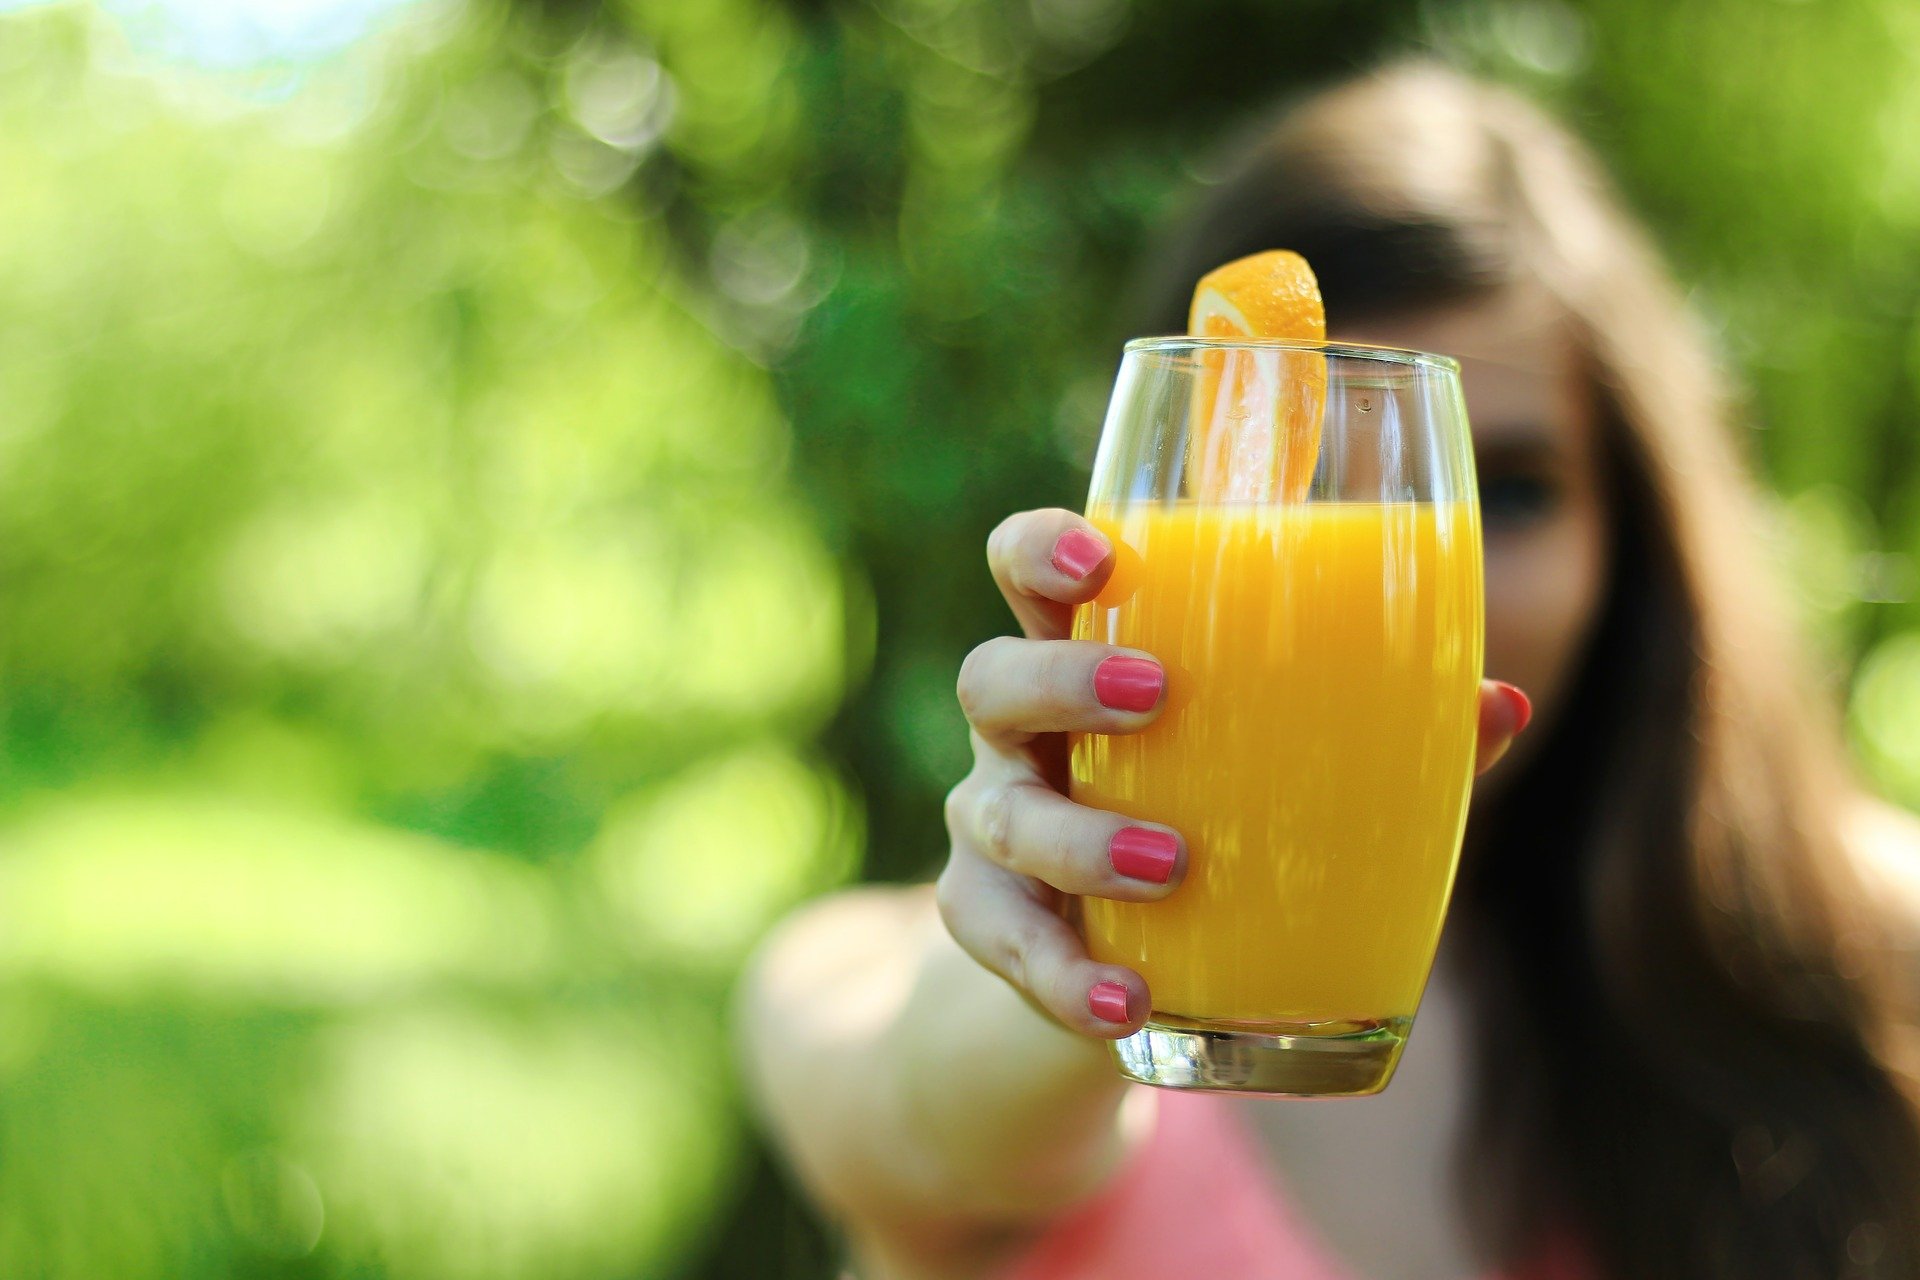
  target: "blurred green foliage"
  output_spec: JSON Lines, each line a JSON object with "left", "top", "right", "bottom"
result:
{"left": 5, "top": 0, "right": 1920, "bottom": 1277}
{"left": 0, "top": 3, "right": 850, "bottom": 1277}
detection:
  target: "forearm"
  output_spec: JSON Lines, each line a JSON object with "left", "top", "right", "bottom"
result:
{"left": 737, "top": 886, "right": 1143, "bottom": 1255}
{"left": 886, "top": 908, "right": 1140, "bottom": 1217}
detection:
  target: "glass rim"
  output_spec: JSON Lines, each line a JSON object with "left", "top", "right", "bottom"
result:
{"left": 1123, "top": 335, "right": 1461, "bottom": 372}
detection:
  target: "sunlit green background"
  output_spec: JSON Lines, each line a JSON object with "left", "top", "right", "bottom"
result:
{"left": 4, "top": 0, "right": 1920, "bottom": 1275}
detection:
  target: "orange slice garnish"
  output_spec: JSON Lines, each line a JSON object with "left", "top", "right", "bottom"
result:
{"left": 1187, "top": 250, "right": 1327, "bottom": 503}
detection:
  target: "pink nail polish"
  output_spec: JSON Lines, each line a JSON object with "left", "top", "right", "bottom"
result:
{"left": 1094, "top": 656, "right": 1163, "bottom": 713}
{"left": 1051, "top": 528, "right": 1109, "bottom": 580}
{"left": 1109, "top": 828, "right": 1178, "bottom": 884}
{"left": 1088, "top": 981, "right": 1133, "bottom": 1024}
{"left": 1492, "top": 681, "right": 1533, "bottom": 734}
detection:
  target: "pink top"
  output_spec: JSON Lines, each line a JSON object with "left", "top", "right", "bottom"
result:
{"left": 1002, "top": 1091, "right": 1597, "bottom": 1280}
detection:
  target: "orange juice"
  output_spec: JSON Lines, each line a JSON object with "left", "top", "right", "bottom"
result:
{"left": 1071, "top": 501, "right": 1482, "bottom": 1028}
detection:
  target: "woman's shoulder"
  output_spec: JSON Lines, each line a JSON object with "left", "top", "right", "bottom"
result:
{"left": 1841, "top": 794, "right": 1920, "bottom": 930}
{"left": 1839, "top": 794, "right": 1920, "bottom": 990}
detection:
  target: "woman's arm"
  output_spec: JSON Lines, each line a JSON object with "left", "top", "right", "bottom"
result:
{"left": 737, "top": 509, "right": 1183, "bottom": 1278}
{"left": 736, "top": 884, "right": 1149, "bottom": 1280}
{"left": 1844, "top": 795, "right": 1920, "bottom": 1020}
{"left": 735, "top": 507, "right": 1527, "bottom": 1278}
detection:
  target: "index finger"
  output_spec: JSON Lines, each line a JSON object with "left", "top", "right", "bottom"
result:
{"left": 987, "top": 508, "right": 1115, "bottom": 640}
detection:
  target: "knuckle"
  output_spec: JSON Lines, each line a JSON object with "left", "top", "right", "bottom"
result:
{"left": 954, "top": 643, "right": 995, "bottom": 721}
{"left": 955, "top": 636, "right": 1014, "bottom": 724}
{"left": 1041, "top": 807, "right": 1084, "bottom": 877}
{"left": 985, "top": 513, "right": 1027, "bottom": 574}
{"left": 977, "top": 784, "right": 1018, "bottom": 864}
{"left": 955, "top": 647, "right": 986, "bottom": 722}
{"left": 942, "top": 779, "right": 972, "bottom": 839}
{"left": 998, "top": 917, "right": 1044, "bottom": 992}
{"left": 932, "top": 862, "right": 966, "bottom": 933}
{"left": 1031, "top": 643, "right": 1080, "bottom": 710}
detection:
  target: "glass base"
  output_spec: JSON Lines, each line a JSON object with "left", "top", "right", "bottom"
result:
{"left": 1111, "top": 1014, "right": 1412, "bottom": 1097}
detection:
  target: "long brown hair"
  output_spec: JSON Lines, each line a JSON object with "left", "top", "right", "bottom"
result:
{"left": 1138, "top": 62, "right": 1920, "bottom": 1280}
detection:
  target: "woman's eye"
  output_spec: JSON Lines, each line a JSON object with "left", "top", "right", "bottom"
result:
{"left": 1480, "top": 472, "right": 1560, "bottom": 526}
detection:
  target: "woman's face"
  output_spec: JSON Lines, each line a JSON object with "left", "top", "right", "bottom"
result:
{"left": 1338, "top": 282, "right": 1610, "bottom": 777}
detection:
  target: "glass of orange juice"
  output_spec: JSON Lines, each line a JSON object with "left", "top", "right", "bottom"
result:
{"left": 1070, "top": 336, "right": 1482, "bottom": 1096}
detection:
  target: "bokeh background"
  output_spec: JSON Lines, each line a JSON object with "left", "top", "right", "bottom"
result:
{"left": 4, "top": 0, "right": 1920, "bottom": 1275}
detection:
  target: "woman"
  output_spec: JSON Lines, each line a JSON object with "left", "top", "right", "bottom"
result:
{"left": 739, "top": 62, "right": 1920, "bottom": 1280}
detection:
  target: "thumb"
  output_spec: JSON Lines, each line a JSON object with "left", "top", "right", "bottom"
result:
{"left": 1475, "top": 680, "right": 1532, "bottom": 775}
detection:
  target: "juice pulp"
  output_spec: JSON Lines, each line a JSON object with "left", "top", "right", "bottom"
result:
{"left": 1070, "top": 502, "right": 1483, "bottom": 1027}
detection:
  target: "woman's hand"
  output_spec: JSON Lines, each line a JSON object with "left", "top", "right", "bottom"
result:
{"left": 941, "top": 507, "right": 1533, "bottom": 1041}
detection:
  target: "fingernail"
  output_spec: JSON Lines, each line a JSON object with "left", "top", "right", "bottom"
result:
{"left": 1094, "top": 656, "right": 1163, "bottom": 713}
{"left": 1088, "top": 981, "right": 1133, "bottom": 1024}
{"left": 1051, "top": 528, "right": 1109, "bottom": 580}
{"left": 1492, "top": 681, "right": 1532, "bottom": 734}
{"left": 1109, "top": 827, "right": 1178, "bottom": 884}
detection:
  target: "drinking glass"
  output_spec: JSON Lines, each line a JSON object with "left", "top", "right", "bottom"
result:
{"left": 1069, "top": 336, "right": 1482, "bottom": 1096}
